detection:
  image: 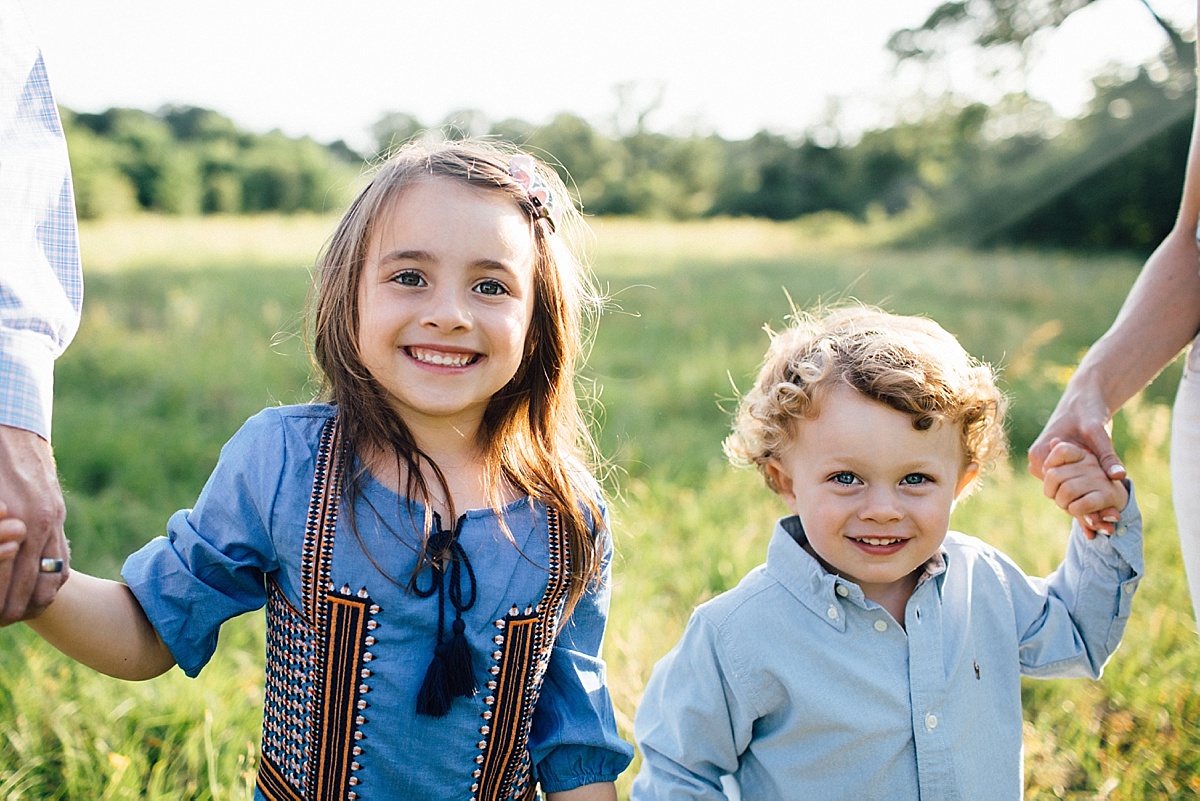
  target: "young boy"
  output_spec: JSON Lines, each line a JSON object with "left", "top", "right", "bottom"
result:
{"left": 632, "top": 305, "right": 1142, "bottom": 800}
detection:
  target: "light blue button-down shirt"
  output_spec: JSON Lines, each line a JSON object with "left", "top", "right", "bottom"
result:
{"left": 0, "top": 2, "right": 83, "bottom": 440}
{"left": 633, "top": 491, "right": 1143, "bottom": 801}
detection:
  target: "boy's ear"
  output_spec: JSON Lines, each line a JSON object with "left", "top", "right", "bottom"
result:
{"left": 954, "top": 462, "right": 981, "bottom": 500}
{"left": 765, "top": 457, "right": 797, "bottom": 507}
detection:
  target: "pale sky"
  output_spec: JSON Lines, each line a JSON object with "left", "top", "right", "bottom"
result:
{"left": 25, "top": 0, "right": 1194, "bottom": 151}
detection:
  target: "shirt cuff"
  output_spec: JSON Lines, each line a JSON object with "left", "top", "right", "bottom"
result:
{"left": 0, "top": 328, "right": 55, "bottom": 439}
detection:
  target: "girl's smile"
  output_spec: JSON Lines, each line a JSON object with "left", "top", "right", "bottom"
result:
{"left": 357, "top": 176, "right": 536, "bottom": 439}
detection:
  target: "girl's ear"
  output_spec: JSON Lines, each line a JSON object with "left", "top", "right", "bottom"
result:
{"left": 954, "top": 462, "right": 981, "bottom": 500}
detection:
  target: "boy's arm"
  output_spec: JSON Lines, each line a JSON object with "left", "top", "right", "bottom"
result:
{"left": 1012, "top": 484, "right": 1143, "bottom": 679}
{"left": 26, "top": 571, "right": 177, "bottom": 681}
{"left": 633, "top": 613, "right": 750, "bottom": 800}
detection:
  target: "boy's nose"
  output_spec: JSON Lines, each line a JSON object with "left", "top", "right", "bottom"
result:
{"left": 858, "top": 487, "right": 903, "bottom": 522}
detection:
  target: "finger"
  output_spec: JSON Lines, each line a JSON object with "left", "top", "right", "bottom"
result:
{"left": 0, "top": 552, "right": 12, "bottom": 626}
{"left": 1043, "top": 440, "right": 1087, "bottom": 470}
{"left": 1097, "top": 454, "right": 1127, "bottom": 481}
{"left": 0, "top": 517, "right": 25, "bottom": 545}
{"left": 1076, "top": 425, "right": 1124, "bottom": 481}
{"left": 1027, "top": 436, "right": 1062, "bottom": 479}
{"left": 2, "top": 513, "right": 61, "bottom": 624}
{"left": 1076, "top": 515, "right": 1098, "bottom": 540}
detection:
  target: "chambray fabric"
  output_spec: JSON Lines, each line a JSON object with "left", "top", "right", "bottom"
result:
{"left": 0, "top": 2, "right": 83, "bottom": 439}
{"left": 633, "top": 497, "right": 1143, "bottom": 801}
{"left": 122, "top": 404, "right": 632, "bottom": 798}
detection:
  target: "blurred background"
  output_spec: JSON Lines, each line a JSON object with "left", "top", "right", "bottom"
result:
{"left": 3, "top": 1, "right": 1198, "bottom": 798}
{"left": 25, "top": 0, "right": 1198, "bottom": 251}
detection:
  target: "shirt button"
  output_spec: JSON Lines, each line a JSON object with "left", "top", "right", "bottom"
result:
{"left": 826, "top": 605, "right": 839, "bottom": 619}
{"left": 925, "top": 713, "right": 938, "bottom": 730}
{"left": 873, "top": 620, "right": 888, "bottom": 632}
{"left": 835, "top": 584, "right": 849, "bottom": 597}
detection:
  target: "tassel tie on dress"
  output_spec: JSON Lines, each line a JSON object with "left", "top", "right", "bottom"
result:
{"left": 412, "top": 512, "right": 478, "bottom": 717}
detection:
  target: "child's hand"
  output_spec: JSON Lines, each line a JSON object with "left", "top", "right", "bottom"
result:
{"left": 1041, "top": 439, "right": 1129, "bottom": 539}
{"left": 0, "top": 501, "right": 28, "bottom": 562}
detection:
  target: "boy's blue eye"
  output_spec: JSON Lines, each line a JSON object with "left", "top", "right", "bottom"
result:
{"left": 475, "top": 279, "right": 508, "bottom": 296}
{"left": 832, "top": 472, "right": 859, "bottom": 485}
{"left": 901, "top": 473, "right": 931, "bottom": 486}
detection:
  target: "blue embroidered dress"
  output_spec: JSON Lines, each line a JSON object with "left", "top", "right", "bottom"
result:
{"left": 122, "top": 404, "right": 632, "bottom": 800}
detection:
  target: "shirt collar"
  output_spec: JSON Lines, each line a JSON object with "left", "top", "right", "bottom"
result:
{"left": 765, "top": 515, "right": 949, "bottom": 628}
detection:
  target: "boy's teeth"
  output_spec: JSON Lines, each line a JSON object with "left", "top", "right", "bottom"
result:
{"left": 860, "top": 537, "right": 901, "bottom": 546}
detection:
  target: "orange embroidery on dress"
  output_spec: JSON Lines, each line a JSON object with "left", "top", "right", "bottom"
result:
{"left": 258, "top": 417, "right": 376, "bottom": 800}
{"left": 472, "top": 508, "right": 571, "bottom": 801}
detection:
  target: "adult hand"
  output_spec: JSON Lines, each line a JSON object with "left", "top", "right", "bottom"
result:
{"left": 1029, "top": 386, "right": 1124, "bottom": 535}
{"left": 0, "top": 425, "right": 69, "bottom": 624}
{"left": 1028, "top": 386, "right": 1126, "bottom": 482}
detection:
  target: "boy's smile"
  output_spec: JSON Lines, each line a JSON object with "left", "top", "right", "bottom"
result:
{"left": 766, "top": 384, "right": 978, "bottom": 617}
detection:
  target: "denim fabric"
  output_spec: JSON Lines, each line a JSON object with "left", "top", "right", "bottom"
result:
{"left": 123, "top": 404, "right": 632, "bottom": 798}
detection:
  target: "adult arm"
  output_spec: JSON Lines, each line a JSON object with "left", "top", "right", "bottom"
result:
{"left": 1029, "top": 1, "right": 1200, "bottom": 480}
{"left": 25, "top": 571, "right": 176, "bottom": 680}
{"left": 0, "top": 5, "right": 85, "bottom": 623}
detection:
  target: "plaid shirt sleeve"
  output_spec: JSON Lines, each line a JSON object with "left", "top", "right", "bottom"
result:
{"left": 0, "top": 4, "right": 84, "bottom": 441}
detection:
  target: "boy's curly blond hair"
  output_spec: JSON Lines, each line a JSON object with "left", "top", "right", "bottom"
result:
{"left": 724, "top": 304, "right": 1008, "bottom": 497}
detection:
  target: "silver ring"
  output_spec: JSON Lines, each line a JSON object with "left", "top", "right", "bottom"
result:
{"left": 38, "top": 557, "right": 64, "bottom": 574}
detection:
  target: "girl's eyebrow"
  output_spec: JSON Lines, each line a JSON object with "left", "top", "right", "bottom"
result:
{"left": 377, "top": 248, "right": 433, "bottom": 265}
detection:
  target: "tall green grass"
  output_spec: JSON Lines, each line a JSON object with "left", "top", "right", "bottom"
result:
{"left": 0, "top": 215, "right": 1194, "bottom": 799}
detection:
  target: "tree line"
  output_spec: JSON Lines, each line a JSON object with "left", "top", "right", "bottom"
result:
{"left": 63, "top": 59, "right": 1194, "bottom": 253}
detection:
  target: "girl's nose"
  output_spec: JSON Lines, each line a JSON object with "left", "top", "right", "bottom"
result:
{"left": 422, "top": 286, "right": 472, "bottom": 330}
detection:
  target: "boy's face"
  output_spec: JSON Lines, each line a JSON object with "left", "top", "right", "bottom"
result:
{"left": 766, "top": 384, "right": 978, "bottom": 609}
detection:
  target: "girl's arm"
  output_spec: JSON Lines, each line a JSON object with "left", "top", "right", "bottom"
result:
{"left": 26, "top": 571, "right": 176, "bottom": 681}
{"left": 546, "top": 783, "right": 618, "bottom": 801}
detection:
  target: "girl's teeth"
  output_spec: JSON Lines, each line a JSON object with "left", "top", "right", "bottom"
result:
{"left": 861, "top": 538, "right": 901, "bottom": 546}
{"left": 411, "top": 348, "right": 472, "bottom": 367}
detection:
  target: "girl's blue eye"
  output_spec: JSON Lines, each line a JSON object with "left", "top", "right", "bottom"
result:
{"left": 832, "top": 472, "right": 859, "bottom": 485}
{"left": 475, "top": 279, "right": 508, "bottom": 296}
{"left": 901, "top": 473, "right": 931, "bottom": 486}
{"left": 392, "top": 270, "right": 424, "bottom": 287}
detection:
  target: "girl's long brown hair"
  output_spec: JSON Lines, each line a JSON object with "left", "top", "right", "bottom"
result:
{"left": 310, "top": 137, "right": 605, "bottom": 616}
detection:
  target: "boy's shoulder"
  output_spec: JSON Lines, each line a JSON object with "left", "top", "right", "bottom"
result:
{"left": 692, "top": 562, "right": 787, "bottom": 630}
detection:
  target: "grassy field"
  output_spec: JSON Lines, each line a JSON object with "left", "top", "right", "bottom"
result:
{"left": 1, "top": 214, "right": 1196, "bottom": 798}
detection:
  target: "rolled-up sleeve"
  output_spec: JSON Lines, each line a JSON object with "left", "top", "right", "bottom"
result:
{"left": 530, "top": 529, "right": 634, "bottom": 792}
{"left": 122, "top": 412, "right": 284, "bottom": 677}
{"left": 0, "top": 6, "right": 83, "bottom": 440}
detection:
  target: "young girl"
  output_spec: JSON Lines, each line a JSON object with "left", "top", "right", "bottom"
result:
{"left": 19, "top": 139, "right": 634, "bottom": 799}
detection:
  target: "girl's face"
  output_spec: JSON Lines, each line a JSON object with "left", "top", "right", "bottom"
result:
{"left": 766, "top": 384, "right": 977, "bottom": 610}
{"left": 357, "top": 176, "right": 536, "bottom": 438}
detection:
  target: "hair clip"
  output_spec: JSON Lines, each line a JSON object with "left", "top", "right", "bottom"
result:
{"left": 508, "top": 155, "right": 561, "bottom": 233}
